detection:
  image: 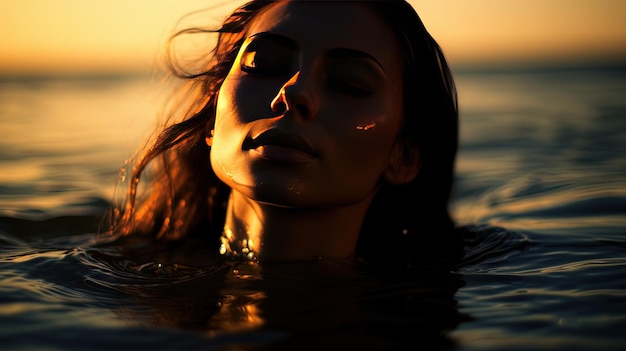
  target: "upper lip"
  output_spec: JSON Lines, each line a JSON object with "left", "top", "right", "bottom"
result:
{"left": 243, "top": 128, "right": 318, "bottom": 156}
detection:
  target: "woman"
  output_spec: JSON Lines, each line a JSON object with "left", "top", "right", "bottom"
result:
{"left": 107, "top": 0, "right": 461, "bottom": 271}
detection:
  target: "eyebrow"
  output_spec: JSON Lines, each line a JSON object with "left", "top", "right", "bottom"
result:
{"left": 248, "top": 32, "right": 299, "bottom": 50}
{"left": 326, "top": 48, "right": 385, "bottom": 72}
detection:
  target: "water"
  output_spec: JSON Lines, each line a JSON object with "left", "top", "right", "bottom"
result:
{"left": 1, "top": 64, "right": 625, "bottom": 350}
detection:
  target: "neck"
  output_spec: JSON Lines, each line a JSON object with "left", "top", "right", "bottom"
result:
{"left": 220, "top": 191, "right": 375, "bottom": 262}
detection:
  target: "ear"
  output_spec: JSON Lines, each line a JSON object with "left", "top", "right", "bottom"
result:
{"left": 206, "top": 91, "right": 220, "bottom": 147}
{"left": 205, "top": 129, "right": 214, "bottom": 147}
{"left": 384, "top": 141, "right": 421, "bottom": 185}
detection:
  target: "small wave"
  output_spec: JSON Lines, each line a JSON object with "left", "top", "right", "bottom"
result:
{"left": 456, "top": 224, "right": 532, "bottom": 272}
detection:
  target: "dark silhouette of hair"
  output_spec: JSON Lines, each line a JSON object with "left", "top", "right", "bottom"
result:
{"left": 106, "top": 0, "right": 460, "bottom": 269}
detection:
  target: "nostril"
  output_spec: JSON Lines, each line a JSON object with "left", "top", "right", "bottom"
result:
{"left": 296, "top": 104, "right": 309, "bottom": 117}
{"left": 273, "top": 101, "right": 287, "bottom": 115}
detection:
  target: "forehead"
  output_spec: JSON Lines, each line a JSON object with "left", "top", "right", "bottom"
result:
{"left": 246, "top": 1, "right": 402, "bottom": 68}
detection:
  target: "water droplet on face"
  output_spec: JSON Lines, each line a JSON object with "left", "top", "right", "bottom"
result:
{"left": 356, "top": 122, "right": 376, "bottom": 131}
{"left": 286, "top": 182, "right": 304, "bottom": 195}
{"left": 118, "top": 167, "right": 126, "bottom": 182}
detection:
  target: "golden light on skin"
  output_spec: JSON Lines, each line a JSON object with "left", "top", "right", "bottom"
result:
{"left": 356, "top": 122, "right": 377, "bottom": 131}
{"left": 1, "top": 0, "right": 625, "bottom": 73}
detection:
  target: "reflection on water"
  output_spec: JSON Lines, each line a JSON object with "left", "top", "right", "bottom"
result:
{"left": 1, "top": 226, "right": 472, "bottom": 350}
{"left": 1, "top": 65, "right": 626, "bottom": 350}
{"left": 0, "top": 74, "right": 160, "bottom": 217}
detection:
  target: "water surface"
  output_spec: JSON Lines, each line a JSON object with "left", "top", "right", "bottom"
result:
{"left": 1, "top": 65, "right": 625, "bottom": 350}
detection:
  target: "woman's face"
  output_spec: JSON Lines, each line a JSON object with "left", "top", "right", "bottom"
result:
{"left": 211, "top": 0, "right": 405, "bottom": 208}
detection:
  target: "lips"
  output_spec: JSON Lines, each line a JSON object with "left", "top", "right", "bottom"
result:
{"left": 243, "top": 128, "right": 318, "bottom": 162}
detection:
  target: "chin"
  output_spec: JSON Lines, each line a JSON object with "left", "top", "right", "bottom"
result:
{"left": 249, "top": 189, "right": 319, "bottom": 209}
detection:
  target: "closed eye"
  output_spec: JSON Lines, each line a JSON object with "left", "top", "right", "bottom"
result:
{"left": 240, "top": 34, "right": 297, "bottom": 77}
{"left": 327, "top": 78, "right": 372, "bottom": 97}
{"left": 326, "top": 62, "right": 380, "bottom": 98}
{"left": 240, "top": 50, "right": 290, "bottom": 76}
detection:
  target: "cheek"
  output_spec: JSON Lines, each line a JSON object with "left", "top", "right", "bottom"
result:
{"left": 320, "top": 101, "right": 403, "bottom": 194}
{"left": 326, "top": 99, "right": 403, "bottom": 158}
{"left": 211, "top": 78, "right": 250, "bottom": 186}
{"left": 216, "top": 75, "right": 278, "bottom": 126}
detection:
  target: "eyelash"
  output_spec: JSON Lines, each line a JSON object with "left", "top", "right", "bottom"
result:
{"left": 240, "top": 51, "right": 290, "bottom": 76}
{"left": 241, "top": 64, "right": 282, "bottom": 76}
{"left": 327, "top": 79, "right": 372, "bottom": 97}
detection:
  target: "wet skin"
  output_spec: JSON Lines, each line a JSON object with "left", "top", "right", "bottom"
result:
{"left": 209, "top": 1, "right": 407, "bottom": 260}
{"left": 212, "top": 0, "right": 405, "bottom": 208}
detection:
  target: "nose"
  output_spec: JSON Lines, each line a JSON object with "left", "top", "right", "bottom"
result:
{"left": 270, "top": 71, "right": 318, "bottom": 120}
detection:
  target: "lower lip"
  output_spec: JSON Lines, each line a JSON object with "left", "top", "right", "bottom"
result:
{"left": 250, "top": 145, "right": 316, "bottom": 163}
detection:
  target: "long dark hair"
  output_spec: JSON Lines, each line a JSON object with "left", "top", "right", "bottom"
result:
{"left": 106, "top": 0, "right": 459, "bottom": 267}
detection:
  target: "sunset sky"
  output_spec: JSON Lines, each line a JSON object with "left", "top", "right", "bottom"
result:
{"left": 1, "top": 0, "right": 625, "bottom": 74}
